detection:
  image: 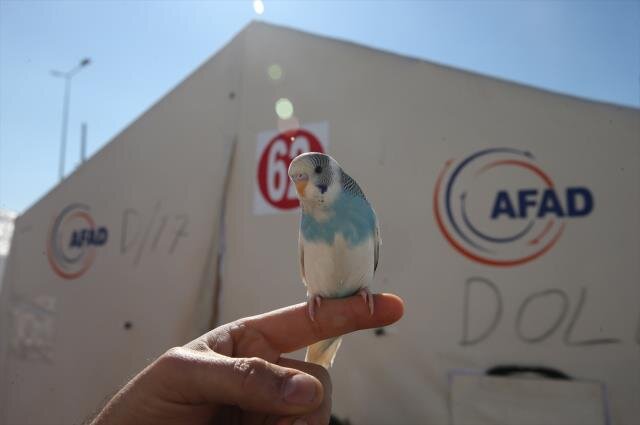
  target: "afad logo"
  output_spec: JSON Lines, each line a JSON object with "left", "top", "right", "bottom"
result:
{"left": 47, "top": 203, "right": 108, "bottom": 279}
{"left": 434, "top": 148, "right": 594, "bottom": 267}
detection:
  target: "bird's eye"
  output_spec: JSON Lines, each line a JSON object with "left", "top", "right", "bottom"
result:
{"left": 315, "top": 166, "right": 322, "bottom": 174}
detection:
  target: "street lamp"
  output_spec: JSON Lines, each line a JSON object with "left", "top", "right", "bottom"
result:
{"left": 51, "top": 57, "right": 91, "bottom": 181}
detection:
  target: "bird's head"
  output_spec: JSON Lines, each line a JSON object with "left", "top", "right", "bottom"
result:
{"left": 288, "top": 152, "right": 341, "bottom": 209}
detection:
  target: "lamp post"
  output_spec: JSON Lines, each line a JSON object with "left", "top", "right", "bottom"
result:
{"left": 51, "top": 58, "right": 91, "bottom": 181}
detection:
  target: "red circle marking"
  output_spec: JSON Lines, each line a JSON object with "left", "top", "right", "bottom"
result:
{"left": 47, "top": 210, "right": 97, "bottom": 280}
{"left": 70, "top": 210, "right": 95, "bottom": 228}
{"left": 433, "top": 161, "right": 564, "bottom": 267}
{"left": 478, "top": 159, "right": 554, "bottom": 187}
{"left": 257, "top": 129, "right": 324, "bottom": 210}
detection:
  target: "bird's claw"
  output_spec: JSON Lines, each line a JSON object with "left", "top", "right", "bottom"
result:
{"left": 358, "top": 287, "right": 374, "bottom": 316}
{"left": 308, "top": 295, "right": 323, "bottom": 322}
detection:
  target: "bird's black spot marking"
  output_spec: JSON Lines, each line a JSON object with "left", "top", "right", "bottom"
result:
{"left": 315, "top": 166, "right": 322, "bottom": 174}
{"left": 124, "top": 321, "right": 133, "bottom": 330}
{"left": 317, "top": 184, "right": 328, "bottom": 194}
{"left": 374, "top": 328, "right": 386, "bottom": 337}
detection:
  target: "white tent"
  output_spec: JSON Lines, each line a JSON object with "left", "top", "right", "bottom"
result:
{"left": 1, "top": 22, "right": 638, "bottom": 425}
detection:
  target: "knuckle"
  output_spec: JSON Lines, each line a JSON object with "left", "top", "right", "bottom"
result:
{"left": 157, "top": 347, "right": 191, "bottom": 371}
{"left": 183, "top": 339, "right": 209, "bottom": 352}
{"left": 227, "top": 320, "right": 247, "bottom": 342}
{"left": 162, "top": 346, "right": 188, "bottom": 362}
{"left": 234, "top": 357, "right": 271, "bottom": 393}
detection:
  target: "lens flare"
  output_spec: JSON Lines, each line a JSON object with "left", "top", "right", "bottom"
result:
{"left": 267, "top": 64, "right": 282, "bottom": 81}
{"left": 275, "top": 98, "right": 294, "bottom": 119}
{"left": 253, "top": 0, "right": 264, "bottom": 15}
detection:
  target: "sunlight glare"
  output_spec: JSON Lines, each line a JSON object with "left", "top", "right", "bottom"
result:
{"left": 275, "top": 98, "right": 294, "bottom": 119}
{"left": 253, "top": 0, "right": 265, "bottom": 15}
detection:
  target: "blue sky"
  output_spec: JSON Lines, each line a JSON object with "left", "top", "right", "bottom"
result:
{"left": 1, "top": 1, "right": 638, "bottom": 214}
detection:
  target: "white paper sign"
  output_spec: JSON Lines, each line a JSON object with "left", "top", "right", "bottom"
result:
{"left": 254, "top": 122, "right": 329, "bottom": 215}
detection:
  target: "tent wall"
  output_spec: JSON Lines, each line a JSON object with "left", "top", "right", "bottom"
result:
{"left": 0, "top": 21, "right": 638, "bottom": 425}
{"left": 219, "top": 23, "right": 640, "bottom": 425}
{"left": 0, "top": 30, "right": 244, "bottom": 425}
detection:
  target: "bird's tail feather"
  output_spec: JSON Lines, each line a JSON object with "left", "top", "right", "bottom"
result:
{"left": 305, "top": 337, "right": 342, "bottom": 369}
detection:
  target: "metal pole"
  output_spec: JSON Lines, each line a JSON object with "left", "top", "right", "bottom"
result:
{"left": 58, "top": 76, "right": 71, "bottom": 181}
{"left": 52, "top": 57, "right": 90, "bottom": 181}
{"left": 80, "top": 122, "right": 87, "bottom": 164}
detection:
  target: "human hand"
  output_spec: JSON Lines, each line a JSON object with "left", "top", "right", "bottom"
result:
{"left": 90, "top": 293, "right": 404, "bottom": 425}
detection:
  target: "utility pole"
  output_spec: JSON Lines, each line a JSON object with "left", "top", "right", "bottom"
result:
{"left": 80, "top": 122, "right": 87, "bottom": 164}
{"left": 51, "top": 58, "right": 91, "bottom": 181}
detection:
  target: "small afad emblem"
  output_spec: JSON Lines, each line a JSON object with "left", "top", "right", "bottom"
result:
{"left": 47, "top": 203, "right": 108, "bottom": 279}
{"left": 434, "top": 148, "right": 593, "bottom": 267}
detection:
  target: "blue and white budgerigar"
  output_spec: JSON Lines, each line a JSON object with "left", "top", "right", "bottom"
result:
{"left": 288, "top": 152, "right": 380, "bottom": 368}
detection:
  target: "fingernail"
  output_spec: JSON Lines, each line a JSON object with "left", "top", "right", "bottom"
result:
{"left": 293, "top": 419, "right": 308, "bottom": 425}
{"left": 284, "top": 374, "right": 317, "bottom": 405}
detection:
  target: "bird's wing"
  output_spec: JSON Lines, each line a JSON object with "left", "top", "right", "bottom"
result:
{"left": 341, "top": 169, "right": 379, "bottom": 272}
{"left": 341, "top": 169, "right": 366, "bottom": 199}
{"left": 298, "top": 230, "right": 308, "bottom": 288}
{"left": 374, "top": 212, "right": 381, "bottom": 273}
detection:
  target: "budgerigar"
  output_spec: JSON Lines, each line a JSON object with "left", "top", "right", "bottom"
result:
{"left": 288, "top": 152, "right": 380, "bottom": 368}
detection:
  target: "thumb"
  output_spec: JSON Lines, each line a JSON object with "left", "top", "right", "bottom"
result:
{"left": 181, "top": 351, "right": 324, "bottom": 416}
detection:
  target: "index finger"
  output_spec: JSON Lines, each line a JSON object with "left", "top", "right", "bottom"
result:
{"left": 237, "top": 293, "right": 404, "bottom": 354}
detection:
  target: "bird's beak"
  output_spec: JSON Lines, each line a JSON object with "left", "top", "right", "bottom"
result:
{"left": 295, "top": 180, "right": 308, "bottom": 197}
{"left": 292, "top": 173, "right": 309, "bottom": 197}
